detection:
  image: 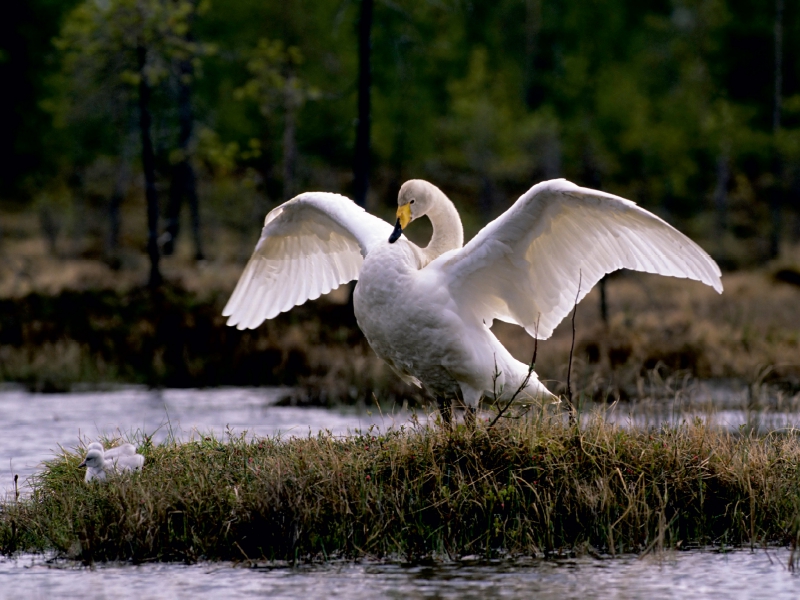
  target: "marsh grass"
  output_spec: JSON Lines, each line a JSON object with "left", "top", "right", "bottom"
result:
{"left": 3, "top": 270, "right": 799, "bottom": 402}
{"left": 3, "top": 412, "right": 800, "bottom": 564}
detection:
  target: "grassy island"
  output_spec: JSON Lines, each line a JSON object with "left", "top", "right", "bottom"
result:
{"left": 3, "top": 414, "right": 800, "bottom": 564}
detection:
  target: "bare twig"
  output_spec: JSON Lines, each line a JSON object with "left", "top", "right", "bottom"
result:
{"left": 488, "top": 315, "right": 540, "bottom": 429}
{"left": 491, "top": 354, "right": 500, "bottom": 402}
{"left": 566, "top": 271, "right": 582, "bottom": 421}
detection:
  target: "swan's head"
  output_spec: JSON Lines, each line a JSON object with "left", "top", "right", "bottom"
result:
{"left": 79, "top": 449, "right": 105, "bottom": 469}
{"left": 389, "top": 179, "right": 439, "bottom": 243}
{"left": 87, "top": 442, "right": 104, "bottom": 453}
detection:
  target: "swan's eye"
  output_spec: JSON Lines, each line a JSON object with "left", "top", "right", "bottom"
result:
{"left": 410, "top": 199, "right": 415, "bottom": 204}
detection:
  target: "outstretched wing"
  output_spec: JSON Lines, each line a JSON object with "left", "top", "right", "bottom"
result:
{"left": 432, "top": 179, "right": 722, "bottom": 340}
{"left": 223, "top": 192, "right": 394, "bottom": 329}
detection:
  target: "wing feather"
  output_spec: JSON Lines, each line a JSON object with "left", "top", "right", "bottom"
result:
{"left": 431, "top": 179, "right": 722, "bottom": 340}
{"left": 224, "top": 192, "right": 394, "bottom": 329}
{"left": 278, "top": 247, "right": 298, "bottom": 315}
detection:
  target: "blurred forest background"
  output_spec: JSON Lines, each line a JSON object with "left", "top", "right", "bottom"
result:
{"left": 1, "top": 0, "right": 799, "bottom": 399}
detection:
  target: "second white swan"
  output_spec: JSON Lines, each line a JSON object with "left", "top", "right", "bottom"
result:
{"left": 80, "top": 443, "right": 145, "bottom": 482}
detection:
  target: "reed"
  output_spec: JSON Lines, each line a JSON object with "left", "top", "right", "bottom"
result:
{"left": 3, "top": 411, "right": 800, "bottom": 563}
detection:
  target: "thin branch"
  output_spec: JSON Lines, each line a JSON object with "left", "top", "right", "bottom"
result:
{"left": 488, "top": 315, "right": 540, "bottom": 429}
{"left": 566, "top": 270, "right": 582, "bottom": 420}
{"left": 491, "top": 354, "right": 500, "bottom": 403}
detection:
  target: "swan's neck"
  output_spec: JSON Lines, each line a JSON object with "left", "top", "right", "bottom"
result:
{"left": 424, "top": 191, "right": 463, "bottom": 261}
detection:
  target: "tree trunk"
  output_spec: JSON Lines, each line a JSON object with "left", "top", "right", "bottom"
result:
{"left": 283, "top": 80, "right": 299, "bottom": 201}
{"left": 387, "top": 132, "right": 404, "bottom": 208}
{"left": 770, "top": 0, "right": 784, "bottom": 259}
{"left": 137, "top": 44, "right": 162, "bottom": 287}
{"left": 713, "top": 152, "right": 730, "bottom": 239}
{"left": 479, "top": 175, "right": 495, "bottom": 221}
{"left": 165, "top": 56, "right": 204, "bottom": 261}
{"left": 524, "top": 0, "right": 542, "bottom": 109}
{"left": 582, "top": 151, "right": 607, "bottom": 325}
{"left": 107, "top": 154, "right": 131, "bottom": 270}
{"left": 70, "top": 169, "right": 86, "bottom": 258}
{"left": 353, "top": 0, "right": 373, "bottom": 208}
{"left": 542, "top": 129, "right": 562, "bottom": 179}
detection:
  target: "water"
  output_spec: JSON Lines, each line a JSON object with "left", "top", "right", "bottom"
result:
{"left": 0, "top": 387, "right": 416, "bottom": 498}
{"left": 2, "top": 386, "right": 799, "bottom": 497}
{"left": 1, "top": 550, "right": 799, "bottom": 599}
{"left": 598, "top": 404, "right": 800, "bottom": 433}
{"left": 2, "top": 386, "right": 800, "bottom": 598}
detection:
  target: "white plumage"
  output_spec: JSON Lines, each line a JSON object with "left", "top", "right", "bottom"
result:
{"left": 223, "top": 193, "right": 384, "bottom": 328}
{"left": 87, "top": 441, "right": 137, "bottom": 459}
{"left": 80, "top": 443, "right": 145, "bottom": 482}
{"left": 224, "top": 178, "right": 722, "bottom": 409}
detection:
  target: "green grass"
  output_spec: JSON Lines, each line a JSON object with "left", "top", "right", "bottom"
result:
{"left": 3, "top": 412, "right": 800, "bottom": 564}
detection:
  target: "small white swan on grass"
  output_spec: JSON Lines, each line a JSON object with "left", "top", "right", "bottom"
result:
{"left": 79, "top": 444, "right": 145, "bottom": 482}
{"left": 223, "top": 179, "right": 722, "bottom": 418}
{"left": 87, "top": 441, "right": 137, "bottom": 459}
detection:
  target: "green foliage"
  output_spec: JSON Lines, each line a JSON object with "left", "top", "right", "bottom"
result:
{"left": 54, "top": 0, "right": 212, "bottom": 89}
{"left": 235, "top": 39, "right": 319, "bottom": 117}
{"left": 42, "top": 0, "right": 214, "bottom": 170}
{"left": 5, "top": 0, "right": 800, "bottom": 250}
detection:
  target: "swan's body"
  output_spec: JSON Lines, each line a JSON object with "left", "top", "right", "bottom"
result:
{"left": 87, "top": 441, "right": 137, "bottom": 459}
{"left": 224, "top": 179, "right": 722, "bottom": 408}
{"left": 80, "top": 444, "right": 144, "bottom": 482}
{"left": 352, "top": 239, "right": 546, "bottom": 405}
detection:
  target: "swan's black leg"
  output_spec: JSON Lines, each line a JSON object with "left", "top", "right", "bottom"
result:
{"left": 464, "top": 405, "right": 476, "bottom": 430}
{"left": 436, "top": 396, "right": 452, "bottom": 429}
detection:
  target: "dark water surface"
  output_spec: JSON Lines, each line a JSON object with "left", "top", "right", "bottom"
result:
{"left": 1, "top": 550, "right": 799, "bottom": 599}
{"left": 0, "top": 387, "right": 415, "bottom": 498}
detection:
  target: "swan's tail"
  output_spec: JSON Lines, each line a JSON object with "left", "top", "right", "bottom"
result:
{"left": 495, "top": 356, "right": 555, "bottom": 403}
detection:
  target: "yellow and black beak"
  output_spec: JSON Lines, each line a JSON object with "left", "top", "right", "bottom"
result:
{"left": 389, "top": 204, "right": 412, "bottom": 243}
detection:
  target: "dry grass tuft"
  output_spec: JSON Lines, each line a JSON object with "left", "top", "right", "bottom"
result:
{"left": 3, "top": 413, "right": 800, "bottom": 563}
{"left": 1, "top": 267, "right": 799, "bottom": 402}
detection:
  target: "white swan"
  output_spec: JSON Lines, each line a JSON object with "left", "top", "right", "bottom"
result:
{"left": 223, "top": 179, "right": 722, "bottom": 416}
{"left": 79, "top": 445, "right": 145, "bottom": 482}
{"left": 87, "top": 441, "right": 137, "bottom": 459}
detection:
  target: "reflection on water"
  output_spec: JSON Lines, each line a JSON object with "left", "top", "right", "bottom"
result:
{"left": 596, "top": 404, "right": 800, "bottom": 433}
{"left": 1, "top": 550, "right": 799, "bottom": 599}
{"left": 579, "top": 377, "right": 800, "bottom": 430}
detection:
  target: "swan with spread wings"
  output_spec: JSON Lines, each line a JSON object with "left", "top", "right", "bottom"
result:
{"left": 224, "top": 179, "right": 722, "bottom": 419}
